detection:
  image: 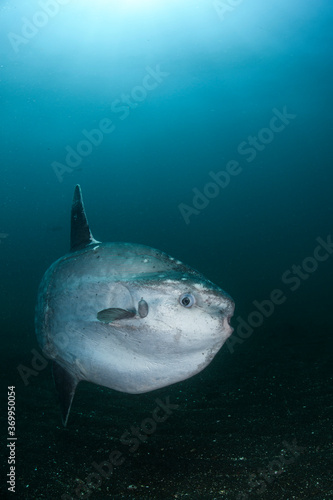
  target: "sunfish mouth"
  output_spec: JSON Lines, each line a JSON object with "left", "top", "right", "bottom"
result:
{"left": 222, "top": 314, "right": 234, "bottom": 336}
{"left": 222, "top": 301, "right": 235, "bottom": 335}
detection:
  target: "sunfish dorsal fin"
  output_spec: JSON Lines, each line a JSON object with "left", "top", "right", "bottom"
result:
{"left": 70, "top": 185, "right": 99, "bottom": 252}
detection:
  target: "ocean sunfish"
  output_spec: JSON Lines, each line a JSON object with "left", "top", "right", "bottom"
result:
{"left": 35, "top": 185, "right": 235, "bottom": 425}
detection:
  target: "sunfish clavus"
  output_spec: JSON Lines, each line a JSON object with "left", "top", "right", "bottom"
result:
{"left": 35, "top": 185, "right": 235, "bottom": 426}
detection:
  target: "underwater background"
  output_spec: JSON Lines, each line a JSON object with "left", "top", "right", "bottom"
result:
{"left": 1, "top": 0, "right": 332, "bottom": 498}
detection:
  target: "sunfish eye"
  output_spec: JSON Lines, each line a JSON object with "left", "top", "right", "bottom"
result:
{"left": 179, "top": 293, "right": 195, "bottom": 308}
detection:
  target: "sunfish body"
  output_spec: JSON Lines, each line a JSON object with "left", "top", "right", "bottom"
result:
{"left": 35, "top": 186, "right": 235, "bottom": 425}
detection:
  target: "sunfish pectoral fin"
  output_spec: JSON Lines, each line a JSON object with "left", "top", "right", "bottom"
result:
{"left": 52, "top": 361, "right": 79, "bottom": 427}
{"left": 97, "top": 308, "right": 136, "bottom": 323}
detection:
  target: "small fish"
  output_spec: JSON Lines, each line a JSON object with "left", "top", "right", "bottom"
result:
{"left": 35, "top": 185, "right": 235, "bottom": 426}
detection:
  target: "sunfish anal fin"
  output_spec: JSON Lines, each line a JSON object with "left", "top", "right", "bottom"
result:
{"left": 52, "top": 361, "right": 79, "bottom": 427}
{"left": 97, "top": 308, "right": 136, "bottom": 323}
{"left": 70, "top": 184, "right": 99, "bottom": 252}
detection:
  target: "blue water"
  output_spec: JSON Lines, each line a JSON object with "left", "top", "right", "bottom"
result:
{"left": 1, "top": 1, "right": 332, "bottom": 498}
